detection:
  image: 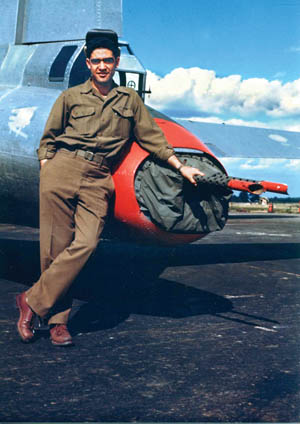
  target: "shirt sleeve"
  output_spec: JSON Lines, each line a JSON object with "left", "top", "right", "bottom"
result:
{"left": 132, "top": 92, "right": 175, "bottom": 162}
{"left": 37, "top": 92, "right": 69, "bottom": 160}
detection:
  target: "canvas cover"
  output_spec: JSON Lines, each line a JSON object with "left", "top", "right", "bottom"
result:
{"left": 135, "top": 154, "right": 232, "bottom": 233}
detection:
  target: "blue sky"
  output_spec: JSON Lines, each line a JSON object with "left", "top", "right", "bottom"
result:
{"left": 124, "top": 0, "right": 300, "bottom": 83}
{"left": 123, "top": 0, "right": 300, "bottom": 197}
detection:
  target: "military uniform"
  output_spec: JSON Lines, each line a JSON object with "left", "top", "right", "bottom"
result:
{"left": 26, "top": 78, "right": 175, "bottom": 324}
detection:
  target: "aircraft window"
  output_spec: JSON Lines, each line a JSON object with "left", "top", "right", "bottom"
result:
{"left": 49, "top": 46, "right": 77, "bottom": 82}
{"left": 114, "top": 71, "right": 120, "bottom": 85}
{"left": 69, "top": 49, "right": 90, "bottom": 87}
{"left": 118, "top": 70, "right": 127, "bottom": 87}
{"left": 116, "top": 71, "right": 146, "bottom": 99}
{"left": 126, "top": 73, "right": 140, "bottom": 91}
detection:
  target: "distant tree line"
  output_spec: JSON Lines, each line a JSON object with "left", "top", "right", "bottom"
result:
{"left": 230, "top": 192, "right": 300, "bottom": 203}
{"left": 231, "top": 192, "right": 259, "bottom": 202}
{"left": 268, "top": 196, "right": 300, "bottom": 203}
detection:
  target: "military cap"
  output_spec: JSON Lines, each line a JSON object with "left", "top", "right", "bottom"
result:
{"left": 85, "top": 29, "right": 120, "bottom": 58}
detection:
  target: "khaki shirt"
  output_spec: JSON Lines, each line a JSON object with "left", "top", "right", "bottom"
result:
{"left": 37, "top": 79, "right": 175, "bottom": 162}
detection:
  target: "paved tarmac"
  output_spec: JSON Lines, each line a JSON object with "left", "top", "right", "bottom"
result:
{"left": 0, "top": 214, "right": 299, "bottom": 422}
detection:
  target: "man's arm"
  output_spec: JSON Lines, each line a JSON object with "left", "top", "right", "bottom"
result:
{"left": 37, "top": 92, "right": 68, "bottom": 167}
{"left": 132, "top": 92, "right": 204, "bottom": 185}
{"left": 167, "top": 154, "right": 204, "bottom": 186}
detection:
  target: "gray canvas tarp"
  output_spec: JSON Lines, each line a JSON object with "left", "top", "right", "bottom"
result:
{"left": 135, "top": 154, "right": 232, "bottom": 234}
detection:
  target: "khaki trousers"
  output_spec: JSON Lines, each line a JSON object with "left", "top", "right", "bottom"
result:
{"left": 26, "top": 150, "right": 114, "bottom": 324}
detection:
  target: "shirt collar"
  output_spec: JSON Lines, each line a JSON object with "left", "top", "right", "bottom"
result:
{"left": 80, "top": 78, "right": 93, "bottom": 94}
{"left": 115, "top": 86, "right": 130, "bottom": 95}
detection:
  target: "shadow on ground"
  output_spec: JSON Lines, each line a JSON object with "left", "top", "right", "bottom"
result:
{"left": 67, "top": 277, "right": 233, "bottom": 336}
{"left": 0, "top": 235, "right": 289, "bottom": 336}
{"left": 0, "top": 236, "right": 299, "bottom": 285}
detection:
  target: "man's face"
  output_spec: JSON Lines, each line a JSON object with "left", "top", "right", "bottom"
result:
{"left": 86, "top": 48, "right": 120, "bottom": 87}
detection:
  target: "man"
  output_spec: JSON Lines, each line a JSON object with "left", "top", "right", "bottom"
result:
{"left": 16, "top": 29, "right": 203, "bottom": 346}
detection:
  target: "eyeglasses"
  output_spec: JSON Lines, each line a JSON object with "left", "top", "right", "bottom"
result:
{"left": 89, "top": 57, "right": 115, "bottom": 65}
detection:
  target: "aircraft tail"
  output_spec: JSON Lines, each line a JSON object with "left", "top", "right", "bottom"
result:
{"left": 0, "top": 0, "right": 122, "bottom": 45}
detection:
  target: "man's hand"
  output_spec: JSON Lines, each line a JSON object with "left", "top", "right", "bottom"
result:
{"left": 179, "top": 165, "right": 204, "bottom": 186}
{"left": 167, "top": 155, "right": 205, "bottom": 186}
{"left": 40, "top": 159, "right": 48, "bottom": 169}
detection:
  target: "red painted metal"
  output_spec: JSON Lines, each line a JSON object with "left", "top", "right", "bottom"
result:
{"left": 154, "top": 119, "right": 215, "bottom": 155}
{"left": 112, "top": 119, "right": 216, "bottom": 245}
{"left": 227, "top": 178, "right": 288, "bottom": 195}
{"left": 259, "top": 181, "right": 288, "bottom": 195}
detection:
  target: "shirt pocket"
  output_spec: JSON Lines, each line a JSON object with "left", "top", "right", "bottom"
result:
{"left": 111, "top": 106, "right": 134, "bottom": 138}
{"left": 70, "top": 106, "right": 96, "bottom": 136}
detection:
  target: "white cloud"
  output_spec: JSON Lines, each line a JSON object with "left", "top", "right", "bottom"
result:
{"left": 240, "top": 159, "right": 283, "bottom": 170}
{"left": 222, "top": 158, "right": 300, "bottom": 172}
{"left": 290, "top": 46, "right": 300, "bottom": 53}
{"left": 286, "top": 159, "right": 300, "bottom": 169}
{"left": 220, "top": 158, "right": 244, "bottom": 166}
{"left": 286, "top": 123, "right": 300, "bottom": 132}
{"left": 146, "top": 68, "right": 300, "bottom": 122}
{"left": 215, "top": 158, "right": 300, "bottom": 172}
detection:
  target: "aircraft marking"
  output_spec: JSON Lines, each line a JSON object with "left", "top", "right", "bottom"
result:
{"left": 254, "top": 326, "right": 277, "bottom": 332}
{"left": 127, "top": 80, "right": 136, "bottom": 88}
{"left": 224, "top": 294, "right": 263, "bottom": 299}
{"left": 235, "top": 231, "right": 291, "bottom": 237}
{"left": 8, "top": 107, "right": 37, "bottom": 139}
{"left": 268, "top": 134, "right": 288, "bottom": 143}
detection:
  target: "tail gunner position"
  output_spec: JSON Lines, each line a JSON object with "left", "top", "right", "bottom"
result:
{"left": 16, "top": 29, "right": 204, "bottom": 346}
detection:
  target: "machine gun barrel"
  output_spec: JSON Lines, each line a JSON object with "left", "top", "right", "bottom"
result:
{"left": 195, "top": 173, "right": 288, "bottom": 195}
{"left": 227, "top": 177, "right": 288, "bottom": 195}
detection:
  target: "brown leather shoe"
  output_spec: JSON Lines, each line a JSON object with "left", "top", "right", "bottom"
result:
{"left": 50, "top": 324, "right": 73, "bottom": 346}
{"left": 16, "top": 292, "right": 35, "bottom": 343}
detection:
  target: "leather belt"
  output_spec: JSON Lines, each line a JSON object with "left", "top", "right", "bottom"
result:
{"left": 59, "top": 147, "right": 108, "bottom": 166}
